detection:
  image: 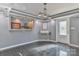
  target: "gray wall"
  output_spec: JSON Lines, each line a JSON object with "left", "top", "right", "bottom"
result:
{"left": 0, "top": 3, "right": 41, "bottom": 49}
{"left": 48, "top": 20, "right": 56, "bottom": 41}
{"left": 0, "top": 13, "right": 40, "bottom": 49}
{"left": 37, "top": 20, "right": 56, "bottom": 41}
{"left": 70, "top": 16, "right": 79, "bottom": 45}
{"left": 0, "top": 3, "right": 56, "bottom": 49}
{"left": 55, "top": 13, "right": 79, "bottom": 45}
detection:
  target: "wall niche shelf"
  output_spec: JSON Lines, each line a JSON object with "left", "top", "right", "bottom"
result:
{"left": 9, "top": 29, "right": 32, "bottom": 32}
{"left": 9, "top": 8, "right": 34, "bottom": 32}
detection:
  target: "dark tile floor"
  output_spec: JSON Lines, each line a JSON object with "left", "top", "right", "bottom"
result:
{"left": 0, "top": 41, "right": 79, "bottom": 56}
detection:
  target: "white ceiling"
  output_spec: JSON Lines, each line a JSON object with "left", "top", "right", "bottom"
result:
{"left": 0, "top": 3, "right": 79, "bottom": 16}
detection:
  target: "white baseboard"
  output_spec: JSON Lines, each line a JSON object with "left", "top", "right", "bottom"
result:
{"left": 0, "top": 40, "right": 56, "bottom": 51}
{"left": 38, "top": 40, "right": 57, "bottom": 43}
{"left": 0, "top": 39, "right": 79, "bottom": 52}
{"left": 0, "top": 40, "right": 39, "bottom": 51}
{"left": 69, "top": 44, "right": 79, "bottom": 48}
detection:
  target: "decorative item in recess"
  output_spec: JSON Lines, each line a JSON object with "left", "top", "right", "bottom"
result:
{"left": 11, "top": 19, "right": 21, "bottom": 29}
{"left": 24, "top": 20, "right": 34, "bottom": 29}
{"left": 41, "top": 22, "right": 48, "bottom": 31}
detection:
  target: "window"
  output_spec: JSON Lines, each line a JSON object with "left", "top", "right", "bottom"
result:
{"left": 59, "top": 21, "right": 67, "bottom": 35}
